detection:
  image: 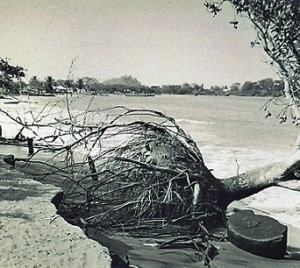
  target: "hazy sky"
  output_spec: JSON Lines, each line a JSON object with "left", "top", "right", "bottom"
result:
{"left": 1, "top": 0, "right": 279, "bottom": 87}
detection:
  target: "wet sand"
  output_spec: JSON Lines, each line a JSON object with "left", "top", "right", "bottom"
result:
{"left": 1, "top": 148, "right": 300, "bottom": 267}
{"left": 86, "top": 224, "right": 300, "bottom": 268}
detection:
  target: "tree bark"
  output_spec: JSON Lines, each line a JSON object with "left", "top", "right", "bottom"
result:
{"left": 213, "top": 150, "right": 300, "bottom": 209}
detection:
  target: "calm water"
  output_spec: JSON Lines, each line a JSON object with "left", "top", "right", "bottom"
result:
{"left": 1, "top": 94, "right": 300, "bottom": 227}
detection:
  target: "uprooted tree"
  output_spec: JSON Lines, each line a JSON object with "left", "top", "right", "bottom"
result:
{"left": 0, "top": 60, "right": 300, "bottom": 264}
{"left": 1, "top": 1, "right": 300, "bottom": 262}
{"left": 1, "top": 101, "right": 300, "bottom": 265}
{"left": 1, "top": 103, "right": 300, "bottom": 229}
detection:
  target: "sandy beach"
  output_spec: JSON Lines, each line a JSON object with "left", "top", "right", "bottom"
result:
{"left": 94, "top": 219, "right": 300, "bottom": 268}
{"left": 1, "top": 94, "right": 300, "bottom": 267}
{"left": 1, "top": 153, "right": 300, "bottom": 267}
{"left": 107, "top": 235, "right": 300, "bottom": 268}
{"left": 0, "top": 163, "right": 111, "bottom": 268}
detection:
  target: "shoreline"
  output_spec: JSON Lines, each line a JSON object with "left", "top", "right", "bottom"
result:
{"left": 1, "top": 145, "right": 300, "bottom": 267}
{"left": 0, "top": 161, "right": 111, "bottom": 267}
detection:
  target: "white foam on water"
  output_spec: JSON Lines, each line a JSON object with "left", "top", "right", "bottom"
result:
{"left": 243, "top": 187, "right": 300, "bottom": 228}
{"left": 200, "top": 144, "right": 300, "bottom": 228}
{"left": 176, "top": 118, "right": 213, "bottom": 125}
{"left": 200, "top": 145, "right": 291, "bottom": 178}
{"left": 1, "top": 96, "right": 300, "bottom": 228}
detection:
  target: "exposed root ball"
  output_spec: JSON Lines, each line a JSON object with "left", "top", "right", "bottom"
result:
{"left": 59, "top": 107, "right": 223, "bottom": 234}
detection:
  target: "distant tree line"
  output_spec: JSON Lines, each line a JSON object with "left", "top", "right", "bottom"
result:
{"left": 2, "top": 75, "right": 285, "bottom": 98}
{"left": 1, "top": 58, "right": 284, "bottom": 97}
{"left": 152, "top": 78, "right": 284, "bottom": 97}
{"left": 0, "top": 58, "right": 26, "bottom": 94}
{"left": 227, "top": 78, "right": 284, "bottom": 97}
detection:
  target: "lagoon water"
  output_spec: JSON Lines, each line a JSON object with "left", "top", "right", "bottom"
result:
{"left": 1, "top": 94, "right": 300, "bottom": 227}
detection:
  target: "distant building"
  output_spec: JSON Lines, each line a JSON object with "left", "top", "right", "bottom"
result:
{"left": 55, "top": 85, "right": 68, "bottom": 93}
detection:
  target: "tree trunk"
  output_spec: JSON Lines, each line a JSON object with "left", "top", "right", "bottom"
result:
{"left": 213, "top": 150, "right": 300, "bottom": 209}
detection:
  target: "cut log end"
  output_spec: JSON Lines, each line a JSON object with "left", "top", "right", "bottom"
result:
{"left": 227, "top": 210, "right": 287, "bottom": 259}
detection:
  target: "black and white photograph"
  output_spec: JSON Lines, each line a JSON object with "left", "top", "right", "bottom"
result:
{"left": 0, "top": 1, "right": 300, "bottom": 267}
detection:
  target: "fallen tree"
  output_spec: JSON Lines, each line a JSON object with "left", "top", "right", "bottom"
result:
{"left": 2, "top": 59, "right": 300, "bottom": 263}
{"left": 1, "top": 102, "right": 300, "bottom": 264}
{"left": 1, "top": 105, "right": 300, "bottom": 227}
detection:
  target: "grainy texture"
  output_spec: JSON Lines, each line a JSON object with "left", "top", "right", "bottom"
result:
{"left": 0, "top": 166, "right": 111, "bottom": 268}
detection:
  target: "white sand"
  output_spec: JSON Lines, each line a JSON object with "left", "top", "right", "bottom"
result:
{"left": 242, "top": 186, "right": 300, "bottom": 228}
{"left": 0, "top": 166, "right": 111, "bottom": 268}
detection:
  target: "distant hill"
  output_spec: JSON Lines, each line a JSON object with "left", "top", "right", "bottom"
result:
{"left": 102, "top": 75, "right": 142, "bottom": 87}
